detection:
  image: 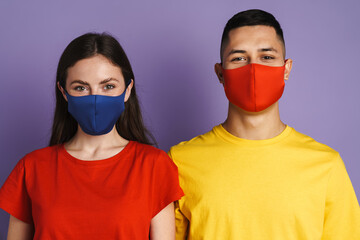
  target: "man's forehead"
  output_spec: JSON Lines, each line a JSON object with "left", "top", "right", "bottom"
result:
{"left": 225, "top": 25, "right": 285, "bottom": 55}
{"left": 228, "top": 25, "right": 278, "bottom": 43}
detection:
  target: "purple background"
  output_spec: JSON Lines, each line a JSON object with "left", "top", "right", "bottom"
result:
{"left": 0, "top": 0, "right": 359, "bottom": 236}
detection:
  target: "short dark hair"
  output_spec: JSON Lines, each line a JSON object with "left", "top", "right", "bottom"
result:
{"left": 220, "top": 9, "right": 285, "bottom": 61}
{"left": 50, "top": 32, "right": 155, "bottom": 146}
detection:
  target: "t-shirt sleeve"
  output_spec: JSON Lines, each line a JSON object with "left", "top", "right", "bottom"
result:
{"left": 151, "top": 151, "right": 184, "bottom": 218}
{"left": 0, "top": 157, "right": 32, "bottom": 224}
{"left": 168, "top": 149, "right": 189, "bottom": 240}
{"left": 322, "top": 154, "right": 360, "bottom": 239}
{"left": 174, "top": 200, "right": 189, "bottom": 240}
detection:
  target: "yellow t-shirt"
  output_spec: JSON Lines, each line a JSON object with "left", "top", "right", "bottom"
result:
{"left": 169, "top": 125, "right": 360, "bottom": 240}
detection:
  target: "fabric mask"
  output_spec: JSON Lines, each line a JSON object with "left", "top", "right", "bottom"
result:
{"left": 65, "top": 88, "right": 127, "bottom": 136}
{"left": 222, "top": 63, "right": 286, "bottom": 112}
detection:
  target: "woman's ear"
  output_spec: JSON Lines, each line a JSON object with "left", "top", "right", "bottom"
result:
{"left": 284, "top": 59, "right": 293, "bottom": 81}
{"left": 124, "top": 79, "right": 134, "bottom": 102}
{"left": 57, "top": 82, "right": 68, "bottom": 101}
{"left": 214, "top": 63, "right": 224, "bottom": 84}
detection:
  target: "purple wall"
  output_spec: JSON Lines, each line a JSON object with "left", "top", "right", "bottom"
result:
{"left": 0, "top": 0, "right": 359, "bottom": 236}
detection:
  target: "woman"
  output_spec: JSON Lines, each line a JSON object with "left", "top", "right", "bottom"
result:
{"left": 0, "top": 33, "right": 184, "bottom": 239}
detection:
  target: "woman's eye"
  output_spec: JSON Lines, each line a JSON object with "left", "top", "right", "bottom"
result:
{"left": 74, "top": 86, "right": 86, "bottom": 91}
{"left": 104, "top": 84, "right": 115, "bottom": 90}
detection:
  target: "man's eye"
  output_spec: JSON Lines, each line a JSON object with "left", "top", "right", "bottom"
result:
{"left": 231, "top": 57, "right": 246, "bottom": 62}
{"left": 74, "top": 86, "right": 86, "bottom": 91}
{"left": 104, "top": 84, "right": 115, "bottom": 90}
{"left": 263, "top": 56, "right": 275, "bottom": 60}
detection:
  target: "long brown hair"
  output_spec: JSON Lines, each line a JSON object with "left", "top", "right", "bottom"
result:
{"left": 49, "top": 33, "right": 155, "bottom": 146}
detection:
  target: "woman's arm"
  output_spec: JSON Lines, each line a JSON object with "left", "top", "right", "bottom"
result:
{"left": 7, "top": 215, "right": 33, "bottom": 240}
{"left": 150, "top": 202, "right": 175, "bottom": 240}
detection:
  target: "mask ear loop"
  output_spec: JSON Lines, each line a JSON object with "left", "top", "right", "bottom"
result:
{"left": 123, "top": 78, "right": 133, "bottom": 94}
{"left": 58, "top": 81, "right": 70, "bottom": 97}
{"left": 125, "top": 79, "right": 131, "bottom": 87}
{"left": 122, "top": 79, "right": 132, "bottom": 98}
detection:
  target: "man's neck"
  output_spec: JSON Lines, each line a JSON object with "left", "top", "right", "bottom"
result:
{"left": 222, "top": 102, "right": 286, "bottom": 140}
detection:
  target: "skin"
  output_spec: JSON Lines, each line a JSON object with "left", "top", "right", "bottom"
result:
{"left": 8, "top": 54, "right": 175, "bottom": 240}
{"left": 214, "top": 25, "right": 293, "bottom": 140}
{"left": 7, "top": 216, "right": 33, "bottom": 240}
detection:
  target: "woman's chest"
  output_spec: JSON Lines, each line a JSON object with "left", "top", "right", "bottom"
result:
{"left": 27, "top": 159, "right": 153, "bottom": 236}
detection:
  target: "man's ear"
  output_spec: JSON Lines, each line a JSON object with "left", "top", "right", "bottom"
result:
{"left": 124, "top": 79, "right": 134, "bottom": 102}
{"left": 284, "top": 59, "right": 293, "bottom": 81}
{"left": 57, "top": 82, "right": 68, "bottom": 101}
{"left": 214, "top": 63, "right": 224, "bottom": 84}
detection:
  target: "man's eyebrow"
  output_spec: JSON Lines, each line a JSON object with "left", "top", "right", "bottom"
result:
{"left": 228, "top": 49, "right": 246, "bottom": 56}
{"left": 69, "top": 80, "right": 89, "bottom": 86}
{"left": 227, "top": 48, "right": 278, "bottom": 56}
{"left": 99, "top": 78, "right": 120, "bottom": 84}
{"left": 227, "top": 49, "right": 247, "bottom": 56}
{"left": 258, "top": 47, "right": 278, "bottom": 53}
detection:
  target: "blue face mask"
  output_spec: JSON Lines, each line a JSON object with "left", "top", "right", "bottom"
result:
{"left": 65, "top": 88, "right": 127, "bottom": 136}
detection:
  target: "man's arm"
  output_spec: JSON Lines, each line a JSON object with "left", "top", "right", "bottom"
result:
{"left": 174, "top": 200, "right": 189, "bottom": 240}
{"left": 322, "top": 154, "right": 360, "bottom": 239}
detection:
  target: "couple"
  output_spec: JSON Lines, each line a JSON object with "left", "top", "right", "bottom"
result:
{"left": 0, "top": 9, "right": 359, "bottom": 240}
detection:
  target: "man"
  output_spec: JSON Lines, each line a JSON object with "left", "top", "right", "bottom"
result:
{"left": 169, "top": 9, "right": 360, "bottom": 239}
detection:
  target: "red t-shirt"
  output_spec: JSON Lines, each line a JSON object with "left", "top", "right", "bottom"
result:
{"left": 0, "top": 141, "right": 184, "bottom": 239}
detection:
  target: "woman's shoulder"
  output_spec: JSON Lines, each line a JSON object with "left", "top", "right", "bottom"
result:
{"left": 22, "top": 144, "right": 62, "bottom": 164}
{"left": 130, "top": 141, "right": 170, "bottom": 163}
{"left": 26, "top": 144, "right": 61, "bottom": 156}
{"left": 130, "top": 141, "right": 178, "bottom": 173}
{"left": 130, "top": 141, "right": 164, "bottom": 155}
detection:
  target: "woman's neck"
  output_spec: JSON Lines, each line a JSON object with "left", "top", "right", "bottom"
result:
{"left": 64, "top": 126, "right": 129, "bottom": 160}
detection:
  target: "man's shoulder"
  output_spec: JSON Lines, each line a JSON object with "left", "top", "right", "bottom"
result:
{"left": 289, "top": 127, "right": 339, "bottom": 157}
{"left": 169, "top": 126, "right": 219, "bottom": 157}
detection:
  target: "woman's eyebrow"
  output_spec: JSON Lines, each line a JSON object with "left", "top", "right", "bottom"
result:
{"left": 99, "top": 78, "right": 120, "bottom": 84}
{"left": 69, "top": 80, "right": 89, "bottom": 85}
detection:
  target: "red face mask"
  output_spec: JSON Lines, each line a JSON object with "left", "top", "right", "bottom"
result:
{"left": 222, "top": 63, "right": 286, "bottom": 112}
